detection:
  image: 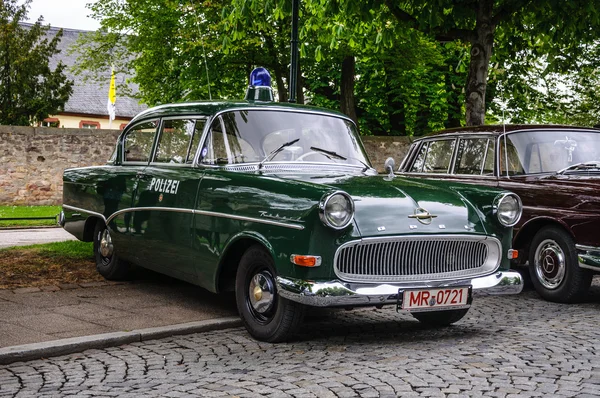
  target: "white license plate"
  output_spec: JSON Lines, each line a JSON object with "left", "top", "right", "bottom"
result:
{"left": 402, "top": 287, "right": 469, "bottom": 311}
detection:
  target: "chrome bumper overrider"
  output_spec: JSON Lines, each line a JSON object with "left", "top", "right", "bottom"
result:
{"left": 576, "top": 244, "right": 600, "bottom": 271}
{"left": 276, "top": 271, "right": 524, "bottom": 307}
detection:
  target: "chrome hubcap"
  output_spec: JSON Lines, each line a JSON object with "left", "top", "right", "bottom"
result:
{"left": 534, "top": 239, "right": 566, "bottom": 290}
{"left": 99, "top": 229, "right": 114, "bottom": 258}
{"left": 248, "top": 272, "right": 275, "bottom": 314}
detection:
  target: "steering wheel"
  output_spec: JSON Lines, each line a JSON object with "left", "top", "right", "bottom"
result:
{"left": 296, "top": 151, "right": 324, "bottom": 161}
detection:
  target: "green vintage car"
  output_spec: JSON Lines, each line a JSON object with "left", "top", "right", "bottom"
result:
{"left": 60, "top": 69, "right": 524, "bottom": 342}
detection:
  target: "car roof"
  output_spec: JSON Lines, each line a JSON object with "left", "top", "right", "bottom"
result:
{"left": 129, "top": 100, "right": 351, "bottom": 125}
{"left": 413, "top": 124, "right": 600, "bottom": 140}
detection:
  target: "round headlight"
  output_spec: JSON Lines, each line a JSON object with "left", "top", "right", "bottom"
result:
{"left": 494, "top": 193, "right": 522, "bottom": 227}
{"left": 319, "top": 192, "right": 354, "bottom": 230}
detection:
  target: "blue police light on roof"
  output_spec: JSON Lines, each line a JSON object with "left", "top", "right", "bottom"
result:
{"left": 250, "top": 67, "right": 271, "bottom": 87}
{"left": 245, "top": 67, "right": 274, "bottom": 102}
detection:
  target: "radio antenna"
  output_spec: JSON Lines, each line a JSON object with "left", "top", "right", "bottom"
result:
{"left": 501, "top": 83, "right": 509, "bottom": 178}
{"left": 501, "top": 84, "right": 506, "bottom": 135}
{"left": 196, "top": 18, "right": 212, "bottom": 101}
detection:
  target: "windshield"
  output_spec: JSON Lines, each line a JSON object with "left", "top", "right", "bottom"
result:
{"left": 500, "top": 130, "right": 600, "bottom": 175}
{"left": 200, "top": 109, "right": 370, "bottom": 168}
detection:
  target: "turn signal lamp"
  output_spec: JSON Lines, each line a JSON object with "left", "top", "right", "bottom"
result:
{"left": 507, "top": 249, "right": 519, "bottom": 260}
{"left": 290, "top": 254, "right": 322, "bottom": 267}
{"left": 245, "top": 67, "right": 274, "bottom": 102}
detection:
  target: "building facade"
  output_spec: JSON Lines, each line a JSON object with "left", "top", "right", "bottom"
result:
{"left": 44, "top": 26, "right": 147, "bottom": 129}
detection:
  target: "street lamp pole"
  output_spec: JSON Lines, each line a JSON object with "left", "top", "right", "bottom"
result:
{"left": 288, "top": 0, "right": 299, "bottom": 103}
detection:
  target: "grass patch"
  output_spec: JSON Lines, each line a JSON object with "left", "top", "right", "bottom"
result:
{"left": 0, "top": 241, "right": 104, "bottom": 289}
{"left": 0, "top": 205, "right": 60, "bottom": 227}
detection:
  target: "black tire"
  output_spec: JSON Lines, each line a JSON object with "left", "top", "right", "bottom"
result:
{"left": 528, "top": 226, "right": 592, "bottom": 303}
{"left": 412, "top": 308, "right": 469, "bottom": 327}
{"left": 235, "top": 245, "right": 305, "bottom": 342}
{"left": 93, "top": 222, "right": 130, "bottom": 280}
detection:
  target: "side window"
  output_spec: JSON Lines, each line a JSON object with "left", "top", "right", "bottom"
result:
{"left": 154, "top": 119, "right": 205, "bottom": 164}
{"left": 454, "top": 138, "right": 494, "bottom": 175}
{"left": 201, "top": 116, "right": 228, "bottom": 165}
{"left": 500, "top": 138, "right": 525, "bottom": 176}
{"left": 409, "top": 143, "right": 429, "bottom": 172}
{"left": 187, "top": 120, "right": 205, "bottom": 163}
{"left": 200, "top": 113, "right": 258, "bottom": 165}
{"left": 421, "top": 140, "right": 455, "bottom": 174}
{"left": 123, "top": 120, "right": 158, "bottom": 163}
{"left": 482, "top": 139, "right": 495, "bottom": 175}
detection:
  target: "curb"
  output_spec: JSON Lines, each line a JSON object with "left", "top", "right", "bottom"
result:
{"left": 0, "top": 226, "right": 59, "bottom": 231}
{"left": 0, "top": 317, "right": 242, "bottom": 365}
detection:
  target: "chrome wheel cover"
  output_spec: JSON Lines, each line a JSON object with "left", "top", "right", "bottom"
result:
{"left": 534, "top": 239, "right": 566, "bottom": 290}
{"left": 99, "top": 229, "right": 114, "bottom": 259}
{"left": 248, "top": 271, "right": 275, "bottom": 315}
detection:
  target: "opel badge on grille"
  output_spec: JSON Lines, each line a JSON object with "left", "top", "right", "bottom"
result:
{"left": 408, "top": 207, "right": 437, "bottom": 225}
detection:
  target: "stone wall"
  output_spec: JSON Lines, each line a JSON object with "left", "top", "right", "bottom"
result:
{"left": 0, "top": 126, "right": 120, "bottom": 205}
{"left": 361, "top": 136, "right": 413, "bottom": 171}
{"left": 0, "top": 126, "right": 412, "bottom": 206}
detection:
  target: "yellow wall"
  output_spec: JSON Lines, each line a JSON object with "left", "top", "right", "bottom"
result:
{"left": 46, "top": 114, "right": 131, "bottom": 130}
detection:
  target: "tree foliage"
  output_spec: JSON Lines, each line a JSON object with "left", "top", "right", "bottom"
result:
{"left": 0, "top": 0, "right": 72, "bottom": 126}
{"left": 81, "top": 0, "right": 600, "bottom": 135}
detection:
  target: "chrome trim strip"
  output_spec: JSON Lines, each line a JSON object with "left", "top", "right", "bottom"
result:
{"left": 333, "top": 235, "right": 502, "bottom": 283}
{"left": 105, "top": 207, "right": 193, "bottom": 225}
{"left": 193, "top": 209, "right": 305, "bottom": 230}
{"left": 275, "top": 270, "right": 523, "bottom": 307}
{"left": 102, "top": 206, "right": 304, "bottom": 230}
{"left": 62, "top": 205, "right": 106, "bottom": 223}
{"left": 576, "top": 244, "right": 600, "bottom": 252}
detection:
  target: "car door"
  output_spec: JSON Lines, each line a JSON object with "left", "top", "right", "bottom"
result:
{"left": 104, "top": 119, "right": 159, "bottom": 265}
{"left": 132, "top": 117, "right": 207, "bottom": 282}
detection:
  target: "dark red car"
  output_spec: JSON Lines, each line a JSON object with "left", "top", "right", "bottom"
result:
{"left": 398, "top": 125, "right": 600, "bottom": 303}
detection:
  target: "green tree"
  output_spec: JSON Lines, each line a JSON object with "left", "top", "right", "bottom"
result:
{"left": 0, "top": 0, "right": 72, "bottom": 126}
{"left": 237, "top": 0, "right": 600, "bottom": 126}
{"left": 228, "top": 0, "right": 457, "bottom": 135}
{"left": 76, "top": 0, "right": 293, "bottom": 106}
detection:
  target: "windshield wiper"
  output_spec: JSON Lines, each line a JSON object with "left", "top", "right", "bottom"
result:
{"left": 555, "top": 161, "right": 600, "bottom": 175}
{"left": 258, "top": 138, "right": 300, "bottom": 169}
{"left": 309, "top": 146, "right": 373, "bottom": 172}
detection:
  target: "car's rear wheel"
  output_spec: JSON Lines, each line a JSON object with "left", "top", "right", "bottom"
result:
{"left": 411, "top": 308, "right": 469, "bottom": 327}
{"left": 529, "top": 226, "right": 592, "bottom": 303}
{"left": 93, "top": 222, "right": 130, "bottom": 280}
{"left": 235, "top": 245, "right": 305, "bottom": 342}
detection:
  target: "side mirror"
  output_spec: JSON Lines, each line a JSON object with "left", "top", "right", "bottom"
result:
{"left": 384, "top": 157, "right": 396, "bottom": 180}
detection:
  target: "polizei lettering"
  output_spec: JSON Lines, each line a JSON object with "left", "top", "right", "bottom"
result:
{"left": 149, "top": 178, "right": 180, "bottom": 194}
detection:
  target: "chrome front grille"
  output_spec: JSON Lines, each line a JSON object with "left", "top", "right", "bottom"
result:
{"left": 334, "top": 235, "right": 501, "bottom": 283}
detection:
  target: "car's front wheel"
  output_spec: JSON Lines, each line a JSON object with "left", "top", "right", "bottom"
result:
{"left": 235, "top": 245, "right": 305, "bottom": 342}
{"left": 529, "top": 226, "right": 592, "bottom": 303}
{"left": 93, "top": 222, "right": 130, "bottom": 280}
{"left": 411, "top": 308, "right": 469, "bottom": 327}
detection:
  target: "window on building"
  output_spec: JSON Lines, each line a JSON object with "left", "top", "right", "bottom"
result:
{"left": 41, "top": 118, "right": 59, "bottom": 128}
{"left": 79, "top": 120, "right": 101, "bottom": 129}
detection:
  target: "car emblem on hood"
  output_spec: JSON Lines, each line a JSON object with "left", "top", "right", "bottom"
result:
{"left": 408, "top": 207, "right": 437, "bottom": 225}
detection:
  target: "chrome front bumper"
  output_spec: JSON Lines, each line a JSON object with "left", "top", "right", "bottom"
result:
{"left": 276, "top": 271, "right": 524, "bottom": 307}
{"left": 576, "top": 244, "right": 600, "bottom": 271}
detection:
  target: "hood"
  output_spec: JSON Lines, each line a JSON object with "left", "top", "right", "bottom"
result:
{"left": 270, "top": 171, "right": 487, "bottom": 237}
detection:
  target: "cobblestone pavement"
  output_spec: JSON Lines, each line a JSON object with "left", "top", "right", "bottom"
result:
{"left": 1, "top": 282, "right": 600, "bottom": 398}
